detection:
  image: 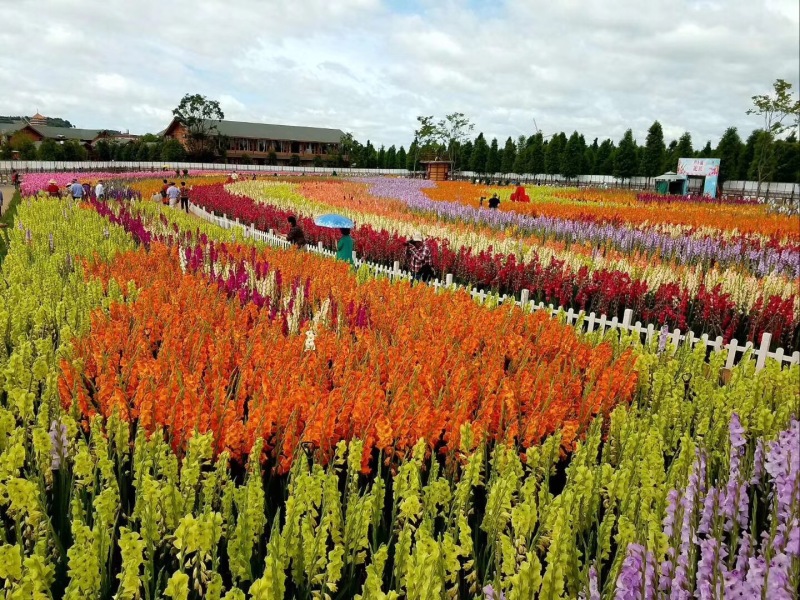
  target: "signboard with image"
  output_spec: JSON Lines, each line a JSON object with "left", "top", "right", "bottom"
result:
{"left": 677, "top": 158, "right": 721, "bottom": 198}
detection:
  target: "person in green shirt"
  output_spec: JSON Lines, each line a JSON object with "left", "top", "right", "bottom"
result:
{"left": 336, "top": 228, "right": 354, "bottom": 264}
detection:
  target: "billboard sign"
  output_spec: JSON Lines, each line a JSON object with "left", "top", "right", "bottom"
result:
{"left": 677, "top": 158, "right": 721, "bottom": 198}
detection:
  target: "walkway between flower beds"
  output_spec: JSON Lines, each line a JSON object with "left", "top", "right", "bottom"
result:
{"left": 185, "top": 203, "right": 800, "bottom": 372}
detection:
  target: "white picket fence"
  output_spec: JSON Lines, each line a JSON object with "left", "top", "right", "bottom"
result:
{"left": 189, "top": 203, "right": 800, "bottom": 372}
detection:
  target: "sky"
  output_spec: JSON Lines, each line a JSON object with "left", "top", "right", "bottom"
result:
{"left": 1, "top": 0, "right": 798, "bottom": 148}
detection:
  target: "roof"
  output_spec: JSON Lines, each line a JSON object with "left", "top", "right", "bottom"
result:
{"left": 0, "top": 120, "right": 26, "bottom": 136}
{"left": 655, "top": 172, "right": 687, "bottom": 181}
{"left": 166, "top": 118, "right": 344, "bottom": 143}
{"left": 28, "top": 124, "right": 102, "bottom": 141}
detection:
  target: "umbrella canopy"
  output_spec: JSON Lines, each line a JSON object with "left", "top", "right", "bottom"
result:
{"left": 314, "top": 214, "right": 354, "bottom": 229}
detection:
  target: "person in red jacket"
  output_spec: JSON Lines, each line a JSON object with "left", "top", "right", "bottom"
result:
{"left": 46, "top": 179, "right": 61, "bottom": 197}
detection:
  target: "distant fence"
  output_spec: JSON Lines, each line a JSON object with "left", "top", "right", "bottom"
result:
{"left": 188, "top": 203, "right": 799, "bottom": 372}
{"left": 1, "top": 161, "right": 797, "bottom": 200}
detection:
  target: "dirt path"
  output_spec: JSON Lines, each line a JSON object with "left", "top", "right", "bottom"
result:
{"left": 0, "top": 185, "right": 14, "bottom": 215}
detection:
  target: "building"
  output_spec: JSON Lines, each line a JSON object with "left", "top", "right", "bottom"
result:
{"left": 421, "top": 160, "right": 452, "bottom": 181}
{"left": 162, "top": 118, "right": 345, "bottom": 165}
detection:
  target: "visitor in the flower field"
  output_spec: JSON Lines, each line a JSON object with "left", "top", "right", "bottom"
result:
{"left": 407, "top": 233, "right": 433, "bottom": 282}
{"left": 179, "top": 182, "right": 190, "bottom": 212}
{"left": 286, "top": 216, "right": 306, "bottom": 248}
{"left": 160, "top": 179, "right": 169, "bottom": 204}
{"left": 82, "top": 182, "right": 91, "bottom": 198}
{"left": 336, "top": 228, "right": 354, "bottom": 264}
{"left": 94, "top": 180, "right": 105, "bottom": 200}
{"left": 69, "top": 178, "right": 84, "bottom": 200}
{"left": 46, "top": 179, "right": 60, "bottom": 197}
{"left": 166, "top": 182, "right": 181, "bottom": 207}
{"left": 479, "top": 196, "right": 485, "bottom": 207}
{"left": 10, "top": 169, "right": 19, "bottom": 189}
{"left": 488, "top": 193, "right": 500, "bottom": 209}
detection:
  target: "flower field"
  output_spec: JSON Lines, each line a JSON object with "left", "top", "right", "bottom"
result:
{"left": 0, "top": 182, "right": 798, "bottom": 599}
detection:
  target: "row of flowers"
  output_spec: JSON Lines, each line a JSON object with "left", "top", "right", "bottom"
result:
{"left": 1, "top": 197, "right": 796, "bottom": 598}
{"left": 188, "top": 182, "right": 800, "bottom": 350}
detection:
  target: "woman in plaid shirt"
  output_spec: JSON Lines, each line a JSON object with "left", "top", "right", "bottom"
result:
{"left": 406, "top": 233, "right": 433, "bottom": 282}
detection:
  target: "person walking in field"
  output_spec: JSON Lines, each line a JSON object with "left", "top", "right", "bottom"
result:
{"left": 94, "top": 179, "right": 105, "bottom": 200}
{"left": 69, "top": 178, "right": 84, "bottom": 200}
{"left": 166, "top": 182, "right": 181, "bottom": 207}
{"left": 10, "top": 170, "right": 19, "bottom": 189}
{"left": 46, "top": 179, "right": 61, "bottom": 197}
{"left": 160, "top": 179, "right": 169, "bottom": 204}
{"left": 336, "top": 228, "right": 354, "bottom": 264}
{"left": 179, "top": 182, "right": 190, "bottom": 213}
{"left": 286, "top": 216, "right": 306, "bottom": 248}
{"left": 406, "top": 233, "right": 434, "bottom": 282}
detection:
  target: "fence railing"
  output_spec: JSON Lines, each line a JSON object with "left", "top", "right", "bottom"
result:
{"left": 188, "top": 203, "right": 800, "bottom": 372}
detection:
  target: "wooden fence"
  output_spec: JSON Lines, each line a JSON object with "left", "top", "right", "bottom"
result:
{"left": 188, "top": 203, "right": 800, "bottom": 372}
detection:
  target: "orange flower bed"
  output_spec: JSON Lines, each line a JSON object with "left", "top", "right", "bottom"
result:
{"left": 59, "top": 243, "right": 638, "bottom": 472}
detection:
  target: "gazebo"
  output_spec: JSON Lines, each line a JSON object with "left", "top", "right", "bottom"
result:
{"left": 421, "top": 161, "right": 452, "bottom": 182}
{"left": 654, "top": 171, "right": 687, "bottom": 195}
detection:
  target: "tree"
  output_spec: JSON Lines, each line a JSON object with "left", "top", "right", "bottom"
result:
{"left": 545, "top": 132, "right": 566, "bottom": 175}
{"left": 458, "top": 141, "right": 472, "bottom": 171}
{"left": 93, "top": 139, "right": 113, "bottom": 161}
{"left": 585, "top": 138, "right": 599, "bottom": 175}
{"left": 9, "top": 131, "right": 37, "bottom": 159}
{"left": 172, "top": 93, "right": 225, "bottom": 158}
{"left": 747, "top": 79, "right": 800, "bottom": 195}
{"left": 526, "top": 133, "right": 546, "bottom": 174}
{"left": 267, "top": 151, "right": 278, "bottom": 166}
{"left": 406, "top": 140, "right": 419, "bottom": 171}
{"left": 412, "top": 115, "right": 438, "bottom": 170}
{"left": 613, "top": 129, "right": 638, "bottom": 180}
{"left": 289, "top": 154, "right": 301, "bottom": 166}
{"left": 561, "top": 131, "right": 585, "bottom": 179}
{"left": 386, "top": 145, "right": 397, "bottom": 169}
{"left": 437, "top": 112, "right": 474, "bottom": 169}
{"left": 714, "top": 127, "right": 744, "bottom": 186}
{"left": 596, "top": 139, "right": 616, "bottom": 175}
{"left": 697, "top": 141, "right": 713, "bottom": 158}
{"left": 471, "top": 133, "right": 489, "bottom": 173}
{"left": 642, "top": 121, "right": 666, "bottom": 179}
{"left": 240, "top": 153, "right": 253, "bottom": 165}
{"left": 772, "top": 134, "right": 800, "bottom": 183}
{"left": 337, "top": 132, "right": 357, "bottom": 167}
{"left": 501, "top": 137, "right": 516, "bottom": 173}
{"left": 377, "top": 145, "right": 386, "bottom": 169}
{"left": 62, "top": 140, "right": 87, "bottom": 161}
{"left": 313, "top": 155, "right": 324, "bottom": 167}
{"left": 161, "top": 138, "right": 187, "bottom": 162}
{"left": 38, "top": 138, "right": 64, "bottom": 161}
{"left": 396, "top": 146, "right": 407, "bottom": 171}
{"left": 486, "top": 137, "right": 500, "bottom": 173}
{"left": 512, "top": 135, "right": 527, "bottom": 174}
{"left": 675, "top": 132, "right": 694, "bottom": 162}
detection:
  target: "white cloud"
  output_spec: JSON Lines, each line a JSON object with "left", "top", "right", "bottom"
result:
{"left": 0, "top": 0, "right": 797, "bottom": 148}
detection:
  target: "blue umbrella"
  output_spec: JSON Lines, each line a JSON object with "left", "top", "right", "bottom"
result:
{"left": 314, "top": 214, "right": 354, "bottom": 229}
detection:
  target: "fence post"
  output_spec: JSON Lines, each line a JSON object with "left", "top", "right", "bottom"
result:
{"left": 318, "top": 241, "right": 324, "bottom": 253}
{"left": 587, "top": 312, "right": 596, "bottom": 333}
{"left": 622, "top": 308, "right": 633, "bottom": 329}
{"left": 352, "top": 250, "right": 358, "bottom": 264}
{"left": 725, "top": 339, "right": 739, "bottom": 370}
{"left": 520, "top": 288, "right": 530, "bottom": 308}
{"left": 445, "top": 273, "right": 453, "bottom": 288}
{"left": 393, "top": 261, "right": 400, "bottom": 280}
{"left": 790, "top": 351, "right": 800, "bottom": 366}
{"left": 755, "top": 332, "right": 772, "bottom": 372}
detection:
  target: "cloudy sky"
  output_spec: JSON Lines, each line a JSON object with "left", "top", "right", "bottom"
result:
{"left": 1, "top": 0, "right": 798, "bottom": 148}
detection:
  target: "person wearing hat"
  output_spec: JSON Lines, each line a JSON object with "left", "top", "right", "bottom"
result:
{"left": 94, "top": 179, "right": 106, "bottom": 201}
{"left": 46, "top": 179, "right": 61, "bottom": 198}
{"left": 336, "top": 228, "right": 354, "bottom": 264}
{"left": 488, "top": 193, "right": 500, "bottom": 209}
{"left": 69, "top": 178, "right": 84, "bottom": 200}
{"left": 406, "top": 232, "right": 433, "bottom": 283}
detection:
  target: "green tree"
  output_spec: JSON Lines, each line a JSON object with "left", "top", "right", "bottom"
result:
{"left": 526, "top": 133, "right": 546, "bottom": 174}
{"left": 337, "top": 132, "right": 358, "bottom": 167}
{"left": 62, "top": 140, "right": 87, "bottom": 161}
{"left": 396, "top": 146, "right": 407, "bottom": 171}
{"left": 544, "top": 132, "right": 566, "bottom": 175}
{"left": 714, "top": 127, "right": 744, "bottom": 185}
{"left": 240, "top": 153, "right": 253, "bottom": 165}
{"left": 386, "top": 145, "right": 397, "bottom": 169}
{"left": 406, "top": 140, "right": 419, "bottom": 171}
{"left": 613, "top": 129, "right": 638, "bottom": 180}
{"left": 585, "top": 138, "right": 599, "bottom": 175}
{"left": 289, "top": 154, "right": 301, "bottom": 166}
{"left": 161, "top": 138, "right": 187, "bottom": 162}
{"left": 471, "top": 133, "right": 489, "bottom": 173}
{"left": 457, "top": 140, "right": 472, "bottom": 171}
{"left": 487, "top": 137, "right": 500, "bottom": 173}
{"left": 136, "top": 143, "right": 151, "bottom": 161}
{"left": 9, "top": 132, "right": 37, "bottom": 159}
{"left": 675, "top": 132, "right": 694, "bottom": 161}
{"left": 596, "top": 139, "right": 616, "bottom": 175}
{"left": 412, "top": 115, "right": 438, "bottom": 169}
{"left": 663, "top": 140, "right": 678, "bottom": 172}
{"left": 501, "top": 136, "right": 516, "bottom": 173}
{"left": 172, "top": 93, "right": 225, "bottom": 158}
{"left": 38, "top": 138, "right": 64, "bottom": 161}
{"left": 561, "top": 131, "right": 584, "bottom": 179}
{"left": 436, "top": 112, "right": 474, "bottom": 169}
{"left": 93, "top": 139, "right": 112, "bottom": 161}
{"left": 697, "top": 141, "right": 713, "bottom": 158}
{"left": 747, "top": 79, "right": 800, "bottom": 194}
{"left": 267, "top": 150, "right": 278, "bottom": 166}
{"left": 642, "top": 121, "right": 666, "bottom": 178}
{"left": 772, "top": 134, "right": 800, "bottom": 183}
{"left": 313, "top": 155, "right": 324, "bottom": 167}
{"left": 512, "top": 135, "right": 527, "bottom": 174}
{"left": 377, "top": 145, "right": 386, "bottom": 168}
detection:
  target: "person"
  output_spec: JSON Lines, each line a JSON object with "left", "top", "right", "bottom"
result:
{"left": 166, "top": 182, "right": 181, "bottom": 207}
{"left": 479, "top": 196, "right": 485, "bottom": 207}
{"left": 0, "top": 188, "right": 3, "bottom": 216}
{"left": 46, "top": 179, "right": 61, "bottom": 197}
{"left": 179, "top": 182, "right": 190, "bottom": 213}
{"left": 82, "top": 182, "right": 91, "bottom": 198}
{"left": 160, "top": 179, "right": 169, "bottom": 204}
{"left": 10, "top": 169, "right": 19, "bottom": 189}
{"left": 69, "top": 178, "right": 84, "bottom": 200}
{"left": 488, "top": 193, "right": 500, "bottom": 209}
{"left": 286, "top": 216, "right": 306, "bottom": 248}
{"left": 406, "top": 233, "right": 433, "bottom": 282}
{"left": 95, "top": 179, "right": 106, "bottom": 200}
{"left": 336, "top": 228, "right": 354, "bottom": 264}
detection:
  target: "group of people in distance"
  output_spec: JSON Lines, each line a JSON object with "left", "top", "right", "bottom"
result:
{"left": 45, "top": 177, "right": 105, "bottom": 200}
{"left": 281, "top": 216, "right": 434, "bottom": 282}
{"left": 159, "top": 179, "right": 191, "bottom": 212}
